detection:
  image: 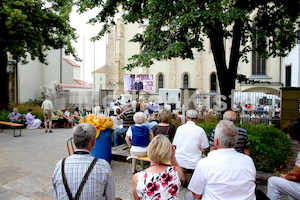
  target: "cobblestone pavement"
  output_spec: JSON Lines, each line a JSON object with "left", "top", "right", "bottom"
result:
{"left": 0, "top": 128, "right": 189, "bottom": 200}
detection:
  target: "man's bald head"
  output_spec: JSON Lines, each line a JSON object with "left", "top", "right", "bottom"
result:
{"left": 223, "top": 110, "right": 236, "bottom": 122}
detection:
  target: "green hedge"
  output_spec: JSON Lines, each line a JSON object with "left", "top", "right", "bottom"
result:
{"left": 240, "top": 123, "right": 291, "bottom": 172}
{"left": 197, "top": 122, "right": 291, "bottom": 172}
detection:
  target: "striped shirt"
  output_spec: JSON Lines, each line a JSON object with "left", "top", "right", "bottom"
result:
{"left": 119, "top": 110, "right": 135, "bottom": 128}
{"left": 209, "top": 126, "right": 250, "bottom": 153}
{"left": 52, "top": 149, "right": 115, "bottom": 200}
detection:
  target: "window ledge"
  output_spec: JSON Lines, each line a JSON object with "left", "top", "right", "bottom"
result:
{"left": 249, "top": 75, "right": 272, "bottom": 79}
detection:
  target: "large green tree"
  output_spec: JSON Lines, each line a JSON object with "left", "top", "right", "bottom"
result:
{"left": 0, "top": 0, "right": 77, "bottom": 106}
{"left": 77, "top": 0, "right": 299, "bottom": 110}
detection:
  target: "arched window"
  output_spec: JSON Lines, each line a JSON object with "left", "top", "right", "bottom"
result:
{"left": 210, "top": 73, "right": 217, "bottom": 92}
{"left": 183, "top": 73, "right": 189, "bottom": 88}
{"left": 252, "top": 25, "right": 266, "bottom": 75}
{"left": 158, "top": 74, "right": 164, "bottom": 89}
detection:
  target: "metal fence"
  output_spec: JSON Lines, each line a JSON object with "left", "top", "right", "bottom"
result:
{"left": 196, "top": 89, "right": 281, "bottom": 126}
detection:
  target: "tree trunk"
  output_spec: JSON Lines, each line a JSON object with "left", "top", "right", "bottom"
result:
{"left": 208, "top": 19, "right": 244, "bottom": 112}
{"left": 0, "top": 50, "right": 9, "bottom": 107}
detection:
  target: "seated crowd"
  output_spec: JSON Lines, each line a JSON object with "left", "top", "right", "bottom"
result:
{"left": 51, "top": 100, "right": 298, "bottom": 200}
{"left": 7, "top": 100, "right": 297, "bottom": 200}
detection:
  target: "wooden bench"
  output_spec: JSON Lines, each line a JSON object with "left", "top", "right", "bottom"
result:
{"left": 136, "top": 156, "right": 171, "bottom": 169}
{"left": 0, "top": 121, "right": 23, "bottom": 137}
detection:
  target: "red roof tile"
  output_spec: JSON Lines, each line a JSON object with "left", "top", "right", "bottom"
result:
{"left": 58, "top": 79, "right": 92, "bottom": 89}
{"left": 92, "top": 65, "right": 106, "bottom": 73}
{"left": 64, "top": 58, "right": 81, "bottom": 68}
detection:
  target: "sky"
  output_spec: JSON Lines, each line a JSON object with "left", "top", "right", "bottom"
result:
{"left": 69, "top": 7, "right": 106, "bottom": 83}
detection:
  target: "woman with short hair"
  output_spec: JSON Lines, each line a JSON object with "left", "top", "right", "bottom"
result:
{"left": 132, "top": 134, "right": 183, "bottom": 199}
{"left": 125, "top": 112, "right": 150, "bottom": 174}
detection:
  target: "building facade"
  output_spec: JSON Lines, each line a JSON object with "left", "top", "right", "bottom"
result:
{"left": 105, "top": 15, "right": 284, "bottom": 104}
{"left": 92, "top": 65, "right": 107, "bottom": 91}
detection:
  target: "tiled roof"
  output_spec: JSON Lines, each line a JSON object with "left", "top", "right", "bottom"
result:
{"left": 92, "top": 65, "right": 106, "bottom": 73}
{"left": 63, "top": 58, "right": 80, "bottom": 68}
{"left": 58, "top": 79, "right": 92, "bottom": 89}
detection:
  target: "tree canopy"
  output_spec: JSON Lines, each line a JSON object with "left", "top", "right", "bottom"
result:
{"left": 0, "top": 0, "right": 78, "bottom": 106}
{"left": 76, "top": 0, "right": 300, "bottom": 110}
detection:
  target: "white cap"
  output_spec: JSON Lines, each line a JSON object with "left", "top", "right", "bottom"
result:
{"left": 186, "top": 110, "right": 199, "bottom": 118}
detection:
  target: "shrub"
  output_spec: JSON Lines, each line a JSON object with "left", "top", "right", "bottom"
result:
{"left": 197, "top": 121, "right": 217, "bottom": 138}
{"left": 240, "top": 123, "right": 291, "bottom": 172}
{"left": 197, "top": 122, "right": 291, "bottom": 172}
{"left": 0, "top": 109, "right": 9, "bottom": 121}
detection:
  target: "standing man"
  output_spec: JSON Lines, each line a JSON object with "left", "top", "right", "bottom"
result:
{"left": 209, "top": 110, "right": 250, "bottom": 155}
{"left": 41, "top": 96, "right": 53, "bottom": 133}
{"left": 114, "top": 103, "right": 135, "bottom": 146}
{"left": 186, "top": 120, "right": 256, "bottom": 200}
{"left": 172, "top": 109, "right": 209, "bottom": 186}
{"left": 7, "top": 108, "right": 22, "bottom": 123}
{"left": 52, "top": 123, "right": 115, "bottom": 199}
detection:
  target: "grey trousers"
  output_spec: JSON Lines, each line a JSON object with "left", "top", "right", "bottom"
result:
{"left": 267, "top": 176, "right": 300, "bottom": 200}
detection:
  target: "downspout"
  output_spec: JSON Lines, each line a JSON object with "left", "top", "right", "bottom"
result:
{"left": 16, "top": 63, "right": 18, "bottom": 104}
{"left": 279, "top": 57, "right": 281, "bottom": 85}
{"left": 298, "top": 43, "right": 300, "bottom": 86}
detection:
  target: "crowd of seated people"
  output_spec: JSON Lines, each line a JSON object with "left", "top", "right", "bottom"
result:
{"left": 9, "top": 99, "right": 295, "bottom": 199}
{"left": 53, "top": 103, "right": 291, "bottom": 200}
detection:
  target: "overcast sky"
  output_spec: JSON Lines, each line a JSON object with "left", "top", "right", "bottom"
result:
{"left": 70, "top": 7, "right": 106, "bottom": 83}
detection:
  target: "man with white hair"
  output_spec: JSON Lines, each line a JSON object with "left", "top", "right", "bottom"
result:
{"left": 173, "top": 109, "right": 209, "bottom": 186}
{"left": 52, "top": 123, "right": 115, "bottom": 199}
{"left": 186, "top": 120, "right": 256, "bottom": 200}
{"left": 209, "top": 110, "right": 250, "bottom": 155}
{"left": 7, "top": 108, "right": 22, "bottom": 123}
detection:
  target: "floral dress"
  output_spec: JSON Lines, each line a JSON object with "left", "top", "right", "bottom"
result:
{"left": 136, "top": 166, "right": 181, "bottom": 200}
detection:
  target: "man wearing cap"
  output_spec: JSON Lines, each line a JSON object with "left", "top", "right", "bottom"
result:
{"left": 172, "top": 109, "right": 209, "bottom": 186}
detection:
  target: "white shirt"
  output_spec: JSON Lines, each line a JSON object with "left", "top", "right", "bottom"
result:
{"left": 110, "top": 116, "right": 123, "bottom": 130}
{"left": 64, "top": 110, "right": 70, "bottom": 116}
{"left": 188, "top": 148, "right": 256, "bottom": 200}
{"left": 172, "top": 121, "right": 209, "bottom": 169}
{"left": 41, "top": 99, "right": 53, "bottom": 110}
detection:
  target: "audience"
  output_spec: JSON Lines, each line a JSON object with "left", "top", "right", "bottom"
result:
{"left": 114, "top": 104, "right": 135, "bottom": 147}
{"left": 132, "top": 134, "right": 183, "bottom": 200}
{"left": 142, "top": 116, "right": 158, "bottom": 136}
{"left": 110, "top": 108, "right": 123, "bottom": 132}
{"left": 152, "top": 109, "right": 176, "bottom": 142}
{"left": 7, "top": 108, "right": 22, "bottom": 123}
{"left": 125, "top": 112, "right": 150, "bottom": 174}
{"left": 185, "top": 120, "right": 256, "bottom": 200}
{"left": 52, "top": 123, "right": 115, "bottom": 199}
{"left": 267, "top": 144, "right": 300, "bottom": 200}
{"left": 172, "top": 109, "right": 209, "bottom": 187}
{"left": 209, "top": 110, "right": 251, "bottom": 155}
{"left": 25, "top": 109, "right": 42, "bottom": 129}
{"left": 61, "top": 107, "right": 75, "bottom": 128}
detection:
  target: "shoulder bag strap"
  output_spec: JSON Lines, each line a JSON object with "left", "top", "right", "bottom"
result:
{"left": 61, "top": 157, "right": 98, "bottom": 200}
{"left": 74, "top": 158, "right": 98, "bottom": 200}
{"left": 61, "top": 158, "right": 73, "bottom": 200}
